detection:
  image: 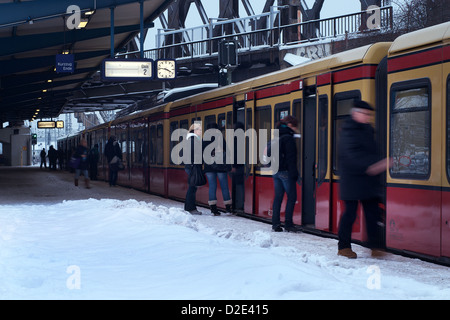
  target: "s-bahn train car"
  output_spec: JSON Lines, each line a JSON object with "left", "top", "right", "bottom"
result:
{"left": 59, "top": 21, "right": 450, "bottom": 264}
{"left": 386, "top": 22, "right": 450, "bottom": 260}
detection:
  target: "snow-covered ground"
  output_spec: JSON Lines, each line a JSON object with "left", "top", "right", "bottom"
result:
{"left": 0, "top": 198, "right": 449, "bottom": 300}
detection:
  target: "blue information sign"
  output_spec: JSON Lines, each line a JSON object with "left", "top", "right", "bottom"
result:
{"left": 55, "top": 54, "right": 75, "bottom": 73}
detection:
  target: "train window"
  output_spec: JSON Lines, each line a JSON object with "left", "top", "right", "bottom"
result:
{"left": 318, "top": 95, "right": 328, "bottom": 183}
{"left": 204, "top": 115, "right": 216, "bottom": 130}
{"left": 149, "top": 125, "right": 156, "bottom": 165}
{"left": 255, "top": 106, "right": 271, "bottom": 167}
{"left": 218, "top": 113, "right": 226, "bottom": 136}
{"left": 274, "top": 102, "right": 290, "bottom": 124}
{"left": 390, "top": 79, "right": 431, "bottom": 179}
{"left": 333, "top": 91, "right": 361, "bottom": 174}
{"left": 170, "top": 121, "right": 178, "bottom": 165}
{"left": 227, "top": 111, "right": 233, "bottom": 130}
{"left": 156, "top": 124, "right": 164, "bottom": 165}
{"left": 447, "top": 76, "right": 450, "bottom": 182}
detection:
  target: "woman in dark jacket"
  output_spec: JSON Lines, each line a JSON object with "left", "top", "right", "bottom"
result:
{"left": 337, "top": 100, "right": 391, "bottom": 259}
{"left": 184, "top": 123, "right": 203, "bottom": 215}
{"left": 203, "top": 122, "right": 232, "bottom": 215}
{"left": 271, "top": 115, "right": 300, "bottom": 232}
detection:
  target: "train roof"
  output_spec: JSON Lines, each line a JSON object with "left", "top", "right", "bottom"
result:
{"left": 389, "top": 21, "right": 450, "bottom": 55}
{"left": 168, "top": 42, "right": 391, "bottom": 111}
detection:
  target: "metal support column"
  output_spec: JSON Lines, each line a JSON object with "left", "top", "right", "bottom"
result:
{"left": 140, "top": 0, "right": 144, "bottom": 58}
{"left": 110, "top": 6, "right": 115, "bottom": 58}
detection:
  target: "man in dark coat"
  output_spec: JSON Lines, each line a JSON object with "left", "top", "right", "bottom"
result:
{"left": 104, "top": 136, "right": 122, "bottom": 187}
{"left": 337, "top": 100, "right": 391, "bottom": 259}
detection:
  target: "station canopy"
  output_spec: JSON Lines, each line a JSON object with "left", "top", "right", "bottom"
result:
{"left": 0, "top": 0, "right": 173, "bottom": 124}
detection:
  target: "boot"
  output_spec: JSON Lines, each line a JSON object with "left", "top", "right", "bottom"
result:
{"left": 338, "top": 248, "right": 357, "bottom": 259}
{"left": 85, "top": 178, "right": 91, "bottom": 189}
{"left": 225, "top": 204, "right": 233, "bottom": 213}
{"left": 210, "top": 204, "right": 220, "bottom": 216}
{"left": 74, "top": 179, "right": 78, "bottom": 187}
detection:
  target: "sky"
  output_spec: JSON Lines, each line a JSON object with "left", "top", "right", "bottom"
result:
{"left": 144, "top": 0, "right": 362, "bottom": 49}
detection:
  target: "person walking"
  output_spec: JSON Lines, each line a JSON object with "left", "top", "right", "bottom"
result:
{"left": 271, "top": 115, "right": 301, "bottom": 233}
{"left": 337, "top": 100, "right": 392, "bottom": 259}
{"left": 203, "top": 122, "right": 232, "bottom": 216}
{"left": 184, "top": 123, "right": 203, "bottom": 215}
{"left": 40, "top": 148, "right": 47, "bottom": 169}
{"left": 104, "top": 136, "right": 122, "bottom": 187}
{"left": 73, "top": 139, "right": 90, "bottom": 189}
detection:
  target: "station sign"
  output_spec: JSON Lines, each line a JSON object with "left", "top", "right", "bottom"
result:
{"left": 37, "top": 121, "right": 64, "bottom": 129}
{"left": 56, "top": 54, "right": 75, "bottom": 73}
{"left": 101, "top": 58, "right": 154, "bottom": 81}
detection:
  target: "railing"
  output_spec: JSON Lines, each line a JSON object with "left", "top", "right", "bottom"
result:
{"left": 119, "top": 6, "right": 393, "bottom": 61}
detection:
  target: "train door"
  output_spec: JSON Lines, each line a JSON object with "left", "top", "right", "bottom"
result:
{"left": 233, "top": 96, "right": 254, "bottom": 215}
{"left": 315, "top": 73, "right": 332, "bottom": 231}
{"left": 302, "top": 89, "right": 316, "bottom": 226}
{"left": 442, "top": 56, "right": 450, "bottom": 258}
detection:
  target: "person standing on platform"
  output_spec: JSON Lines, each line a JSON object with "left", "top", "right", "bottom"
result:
{"left": 337, "top": 100, "right": 392, "bottom": 259}
{"left": 203, "top": 122, "right": 232, "bottom": 216}
{"left": 184, "top": 123, "right": 203, "bottom": 215}
{"left": 104, "top": 136, "right": 122, "bottom": 187}
{"left": 40, "top": 148, "right": 47, "bottom": 169}
{"left": 48, "top": 145, "right": 58, "bottom": 170}
{"left": 73, "top": 139, "right": 90, "bottom": 189}
{"left": 270, "top": 115, "right": 301, "bottom": 233}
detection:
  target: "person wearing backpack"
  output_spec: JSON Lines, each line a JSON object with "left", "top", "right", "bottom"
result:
{"left": 271, "top": 115, "right": 300, "bottom": 232}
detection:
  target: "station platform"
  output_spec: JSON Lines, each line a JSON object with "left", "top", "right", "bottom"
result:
{"left": 0, "top": 166, "right": 183, "bottom": 207}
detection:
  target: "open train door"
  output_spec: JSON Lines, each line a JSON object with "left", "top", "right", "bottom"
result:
{"left": 301, "top": 80, "right": 317, "bottom": 227}
{"left": 314, "top": 73, "right": 332, "bottom": 231}
{"left": 233, "top": 94, "right": 255, "bottom": 215}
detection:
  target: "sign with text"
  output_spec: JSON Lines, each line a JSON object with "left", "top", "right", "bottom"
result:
{"left": 37, "top": 121, "right": 64, "bottom": 129}
{"left": 56, "top": 54, "right": 75, "bottom": 73}
{"left": 101, "top": 59, "right": 153, "bottom": 81}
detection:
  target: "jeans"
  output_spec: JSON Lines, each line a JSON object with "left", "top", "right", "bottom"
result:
{"left": 184, "top": 168, "right": 198, "bottom": 211}
{"left": 75, "top": 169, "right": 89, "bottom": 179}
{"left": 109, "top": 167, "right": 118, "bottom": 186}
{"left": 338, "top": 199, "right": 381, "bottom": 250}
{"left": 205, "top": 171, "right": 231, "bottom": 205}
{"left": 272, "top": 171, "right": 297, "bottom": 229}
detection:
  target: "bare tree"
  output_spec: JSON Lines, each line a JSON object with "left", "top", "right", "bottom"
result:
{"left": 392, "top": 0, "right": 449, "bottom": 33}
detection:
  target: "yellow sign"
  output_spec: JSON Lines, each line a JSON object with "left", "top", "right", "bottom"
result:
{"left": 56, "top": 121, "right": 64, "bottom": 128}
{"left": 37, "top": 121, "right": 56, "bottom": 128}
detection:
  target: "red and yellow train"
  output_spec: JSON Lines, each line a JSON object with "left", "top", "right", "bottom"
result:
{"left": 59, "top": 21, "right": 450, "bottom": 264}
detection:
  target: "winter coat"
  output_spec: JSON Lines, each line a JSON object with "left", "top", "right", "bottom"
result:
{"left": 104, "top": 138, "right": 122, "bottom": 164}
{"left": 338, "top": 117, "right": 381, "bottom": 201}
{"left": 203, "top": 136, "right": 231, "bottom": 173}
{"left": 276, "top": 124, "right": 299, "bottom": 181}
{"left": 184, "top": 132, "right": 203, "bottom": 170}
{"left": 74, "top": 145, "right": 89, "bottom": 170}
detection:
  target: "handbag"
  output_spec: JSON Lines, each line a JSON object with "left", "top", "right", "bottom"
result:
{"left": 69, "top": 156, "right": 80, "bottom": 169}
{"left": 188, "top": 165, "right": 206, "bottom": 187}
{"left": 110, "top": 156, "right": 124, "bottom": 171}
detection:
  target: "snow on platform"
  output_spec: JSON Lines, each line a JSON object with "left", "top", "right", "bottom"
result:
{"left": 0, "top": 167, "right": 449, "bottom": 300}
